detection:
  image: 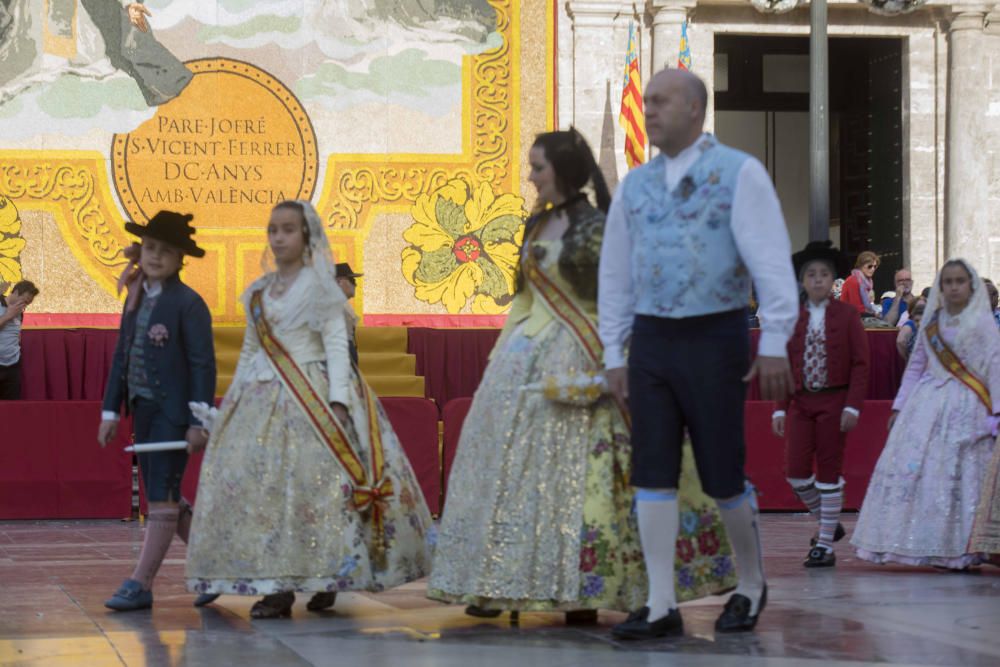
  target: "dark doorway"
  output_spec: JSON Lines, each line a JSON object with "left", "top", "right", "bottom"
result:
{"left": 714, "top": 35, "right": 904, "bottom": 295}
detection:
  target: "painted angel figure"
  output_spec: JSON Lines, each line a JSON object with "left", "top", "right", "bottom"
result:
{"left": 0, "top": 0, "right": 191, "bottom": 107}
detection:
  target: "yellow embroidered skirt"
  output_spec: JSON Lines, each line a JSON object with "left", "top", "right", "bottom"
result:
{"left": 185, "top": 362, "right": 432, "bottom": 595}
{"left": 428, "top": 320, "right": 736, "bottom": 611}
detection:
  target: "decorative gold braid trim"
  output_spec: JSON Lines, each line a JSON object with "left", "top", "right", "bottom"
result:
{"left": 0, "top": 156, "right": 130, "bottom": 294}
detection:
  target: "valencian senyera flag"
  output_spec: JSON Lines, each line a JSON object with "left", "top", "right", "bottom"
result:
{"left": 678, "top": 21, "right": 692, "bottom": 70}
{"left": 619, "top": 21, "right": 646, "bottom": 169}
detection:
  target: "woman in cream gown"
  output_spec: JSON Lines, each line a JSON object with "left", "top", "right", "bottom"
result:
{"left": 186, "top": 200, "right": 432, "bottom": 618}
{"left": 428, "top": 130, "right": 736, "bottom": 620}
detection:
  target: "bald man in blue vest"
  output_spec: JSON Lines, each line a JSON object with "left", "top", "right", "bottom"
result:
{"left": 599, "top": 69, "right": 798, "bottom": 640}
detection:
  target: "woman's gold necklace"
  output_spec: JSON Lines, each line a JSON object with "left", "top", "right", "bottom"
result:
{"left": 273, "top": 269, "right": 300, "bottom": 296}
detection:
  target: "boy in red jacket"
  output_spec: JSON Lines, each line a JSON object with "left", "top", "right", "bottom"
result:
{"left": 772, "top": 241, "right": 870, "bottom": 567}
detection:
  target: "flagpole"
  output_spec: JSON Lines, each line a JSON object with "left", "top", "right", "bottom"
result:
{"left": 809, "top": 0, "right": 829, "bottom": 242}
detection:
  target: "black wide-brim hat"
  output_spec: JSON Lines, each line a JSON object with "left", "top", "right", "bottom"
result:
{"left": 125, "top": 211, "right": 205, "bottom": 258}
{"left": 792, "top": 240, "right": 849, "bottom": 279}
{"left": 335, "top": 262, "right": 363, "bottom": 278}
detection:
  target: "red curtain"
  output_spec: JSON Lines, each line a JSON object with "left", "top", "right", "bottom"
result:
{"left": 19, "top": 328, "right": 905, "bottom": 405}
{"left": 20, "top": 329, "right": 119, "bottom": 401}
{"left": 441, "top": 397, "right": 473, "bottom": 505}
{"left": 407, "top": 328, "right": 500, "bottom": 408}
{"left": 380, "top": 397, "right": 442, "bottom": 515}
{"left": 0, "top": 401, "right": 132, "bottom": 519}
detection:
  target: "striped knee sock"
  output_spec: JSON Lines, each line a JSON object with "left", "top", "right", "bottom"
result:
{"left": 788, "top": 477, "right": 821, "bottom": 517}
{"left": 816, "top": 483, "right": 843, "bottom": 551}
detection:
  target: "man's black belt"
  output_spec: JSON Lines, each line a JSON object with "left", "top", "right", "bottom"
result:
{"left": 803, "top": 384, "right": 848, "bottom": 394}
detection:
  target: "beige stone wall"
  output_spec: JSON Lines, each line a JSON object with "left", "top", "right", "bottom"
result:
{"left": 559, "top": 0, "right": 1000, "bottom": 290}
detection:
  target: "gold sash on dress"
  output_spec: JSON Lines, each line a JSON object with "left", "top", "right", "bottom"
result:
{"left": 249, "top": 290, "right": 394, "bottom": 554}
{"left": 521, "top": 230, "right": 630, "bottom": 428}
{"left": 925, "top": 312, "right": 992, "bottom": 411}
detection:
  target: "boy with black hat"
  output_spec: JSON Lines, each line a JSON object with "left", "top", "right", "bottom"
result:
{"left": 97, "top": 210, "right": 216, "bottom": 611}
{"left": 772, "top": 240, "right": 869, "bottom": 567}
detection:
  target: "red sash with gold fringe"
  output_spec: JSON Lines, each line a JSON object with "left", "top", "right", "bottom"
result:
{"left": 925, "top": 313, "right": 992, "bottom": 411}
{"left": 250, "top": 290, "right": 394, "bottom": 542}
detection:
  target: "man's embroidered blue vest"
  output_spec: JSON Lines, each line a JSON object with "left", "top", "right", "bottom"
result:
{"left": 622, "top": 136, "right": 751, "bottom": 318}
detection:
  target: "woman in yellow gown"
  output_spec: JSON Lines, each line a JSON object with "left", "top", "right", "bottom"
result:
{"left": 428, "top": 130, "right": 736, "bottom": 620}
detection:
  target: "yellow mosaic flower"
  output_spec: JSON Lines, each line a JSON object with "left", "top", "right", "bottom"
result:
{"left": 402, "top": 179, "right": 525, "bottom": 314}
{"left": 0, "top": 195, "right": 25, "bottom": 286}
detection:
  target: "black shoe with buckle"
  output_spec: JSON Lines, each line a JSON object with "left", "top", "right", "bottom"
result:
{"left": 611, "top": 606, "right": 683, "bottom": 640}
{"left": 804, "top": 546, "right": 836, "bottom": 568}
{"left": 715, "top": 585, "right": 767, "bottom": 633}
{"left": 810, "top": 522, "right": 846, "bottom": 547}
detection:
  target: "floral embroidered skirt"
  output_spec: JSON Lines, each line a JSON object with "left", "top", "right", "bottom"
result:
{"left": 427, "top": 321, "right": 736, "bottom": 611}
{"left": 185, "top": 363, "right": 433, "bottom": 596}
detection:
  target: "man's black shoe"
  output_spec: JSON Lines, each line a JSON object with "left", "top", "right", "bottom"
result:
{"left": 804, "top": 546, "right": 836, "bottom": 568}
{"left": 715, "top": 584, "right": 767, "bottom": 633}
{"left": 611, "top": 606, "right": 683, "bottom": 640}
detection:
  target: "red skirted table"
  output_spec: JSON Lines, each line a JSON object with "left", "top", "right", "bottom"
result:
{"left": 0, "top": 401, "right": 133, "bottom": 519}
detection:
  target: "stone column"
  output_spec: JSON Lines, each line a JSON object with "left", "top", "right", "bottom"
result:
{"left": 945, "top": 7, "right": 993, "bottom": 273}
{"left": 565, "top": 1, "right": 632, "bottom": 183}
{"left": 651, "top": 0, "right": 694, "bottom": 73}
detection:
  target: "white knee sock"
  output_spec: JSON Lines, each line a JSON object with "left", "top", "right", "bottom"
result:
{"left": 635, "top": 488, "right": 679, "bottom": 622}
{"left": 716, "top": 485, "right": 766, "bottom": 615}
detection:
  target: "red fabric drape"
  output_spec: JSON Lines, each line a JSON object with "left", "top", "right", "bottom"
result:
{"left": 407, "top": 328, "right": 500, "bottom": 408}
{"left": 441, "top": 397, "right": 473, "bottom": 506}
{"left": 380, "top": 397, "right": 441, "bottom": 514}
{"left": 18, "top": 328, "right": 904, "bottom": 405}
{"left": 0, "top": 401, "right": 133, "bottom": 519}
{"left": 20, "top": 329, "right": 119, "bottom": 401}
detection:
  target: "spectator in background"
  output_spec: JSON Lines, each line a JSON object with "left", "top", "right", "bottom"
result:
{"left": 881, "top": 268, "right": 914, "bottom": 326}
{"left": 335, "top": 263, "right": 363, "bottom": 365}
{"left": 0, "top": 280, "right": 39, "bottom": 400}
{"left": 984, "top": 279, "right": 1000, "bottom": 329}
{"left": 895, "top": 301, "right": 926, "bottom": 360}
{"left": 839, "top": 251, "right": 880, "bottom": 316}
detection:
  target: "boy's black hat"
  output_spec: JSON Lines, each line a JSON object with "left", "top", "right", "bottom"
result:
{"left": 792, "top": 240, "right": 849, "bottom": 279}
{"left": 335, "top": 263, "right": 363, "bottom": 279}
{"left": 125, "top": 211, "right": 205, "bottom": 258}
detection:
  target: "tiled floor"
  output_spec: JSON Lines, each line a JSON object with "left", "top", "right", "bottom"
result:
{"left": 0, "top": 515, "right": 998, "bottom": 666}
